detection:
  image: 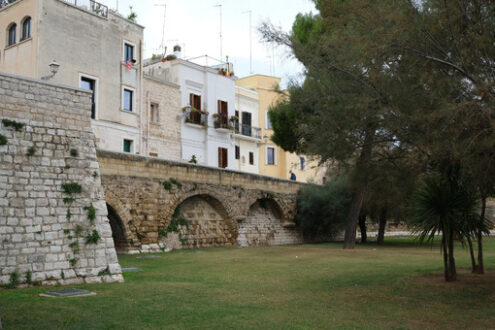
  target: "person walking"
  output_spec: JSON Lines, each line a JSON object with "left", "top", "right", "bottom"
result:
{"left": 289, "top": 170, "right": 296, "bottom": 181}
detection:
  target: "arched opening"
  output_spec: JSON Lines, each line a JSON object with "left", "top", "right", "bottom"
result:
{"left": 106, "top": 204, "right": 129, "bottom": 252}
{"left": 7, "top": 23, "right": 16, "bottom": 46}
{"left": 237, "top": 198, "right": 302, "bottom": 247}
{"left": 21, "top": 16, "right": 31, "bottom": 40}
{"left": 167, "top": 194, "right": 236, "bottom": 249}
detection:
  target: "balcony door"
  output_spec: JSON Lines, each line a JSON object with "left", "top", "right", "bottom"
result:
{"left": 241, "top": 112, "right": 252, "bottom": 136}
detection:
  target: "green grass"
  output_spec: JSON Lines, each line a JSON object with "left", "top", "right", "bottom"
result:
{"left": 1, "top": 238, "right": 494, "bottom": 329}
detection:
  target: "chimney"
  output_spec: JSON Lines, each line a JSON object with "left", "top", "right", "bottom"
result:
{"left": 173, "top": 45, "right": 182, "bottom": 59}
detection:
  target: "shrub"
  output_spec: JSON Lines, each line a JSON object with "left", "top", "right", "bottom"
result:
{"left": 85, "top": 230, "right": 101, "bottom": 244}
{"left": 0, "top": 134, "right": 7, "bottom": 145}
{"left": 62, "top": 182, "right": 82, "bottom": 195}
{"left": 3, "top": 269, "right": 20, "bottom": 289}
{"left": 2, "top": 119, "right": 25, "bottom": 131}
{"left": 169, "top": 178, "right": 182, "bottom": 188}
{"left": 162, "top": 181, "right": 172, "bottom": 190}
{"left": 295, "top": 177, "right": 352, "bottom": 240}
{"left": 84, "top": 205, "right": 96, "bottom": 224}
{"left": 26, "top": 146, "right": 36, "bottom": 156}
{"left": 70, "top": 148, "right": 79, "bottom": 157}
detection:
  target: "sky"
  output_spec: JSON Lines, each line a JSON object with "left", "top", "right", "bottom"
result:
{"left": 96, "top": 0, "right": 316, "bottom": 86}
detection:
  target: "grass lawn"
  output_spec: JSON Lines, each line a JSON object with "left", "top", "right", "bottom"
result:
{"left": 1, "top": 237, "right": 494, "bottom": 329}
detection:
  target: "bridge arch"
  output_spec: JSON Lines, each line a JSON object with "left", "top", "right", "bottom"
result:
{"left": 237, "top": 197, "right": 302, "bottom": 247}
{"left": 163, "top": 192, "right": 238, "bottom": 249}
{"left": 106, "top": 203, "right": 130, "bottom": 253}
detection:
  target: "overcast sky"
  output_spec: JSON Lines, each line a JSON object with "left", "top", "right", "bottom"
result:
{"left": 97, "top": 0, "right": 316, "bottom": 86}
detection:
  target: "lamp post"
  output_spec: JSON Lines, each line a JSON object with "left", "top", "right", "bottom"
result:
{"left": 41, "top": 60, "right": 60, "bottom": 80}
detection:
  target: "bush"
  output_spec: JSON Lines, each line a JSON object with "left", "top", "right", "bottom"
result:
{"left": 0, "top": 134, "right": 7, "bottom": 145}
{"left": 295, "top": 177, "right": 352, "bottom": 240}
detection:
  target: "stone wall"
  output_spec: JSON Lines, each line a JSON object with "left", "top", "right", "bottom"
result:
{"left": 98, "top": 150, "right": 305, "bottom": 253}
{"left": 0, "top": 72, "right": 123, "bottom": 286}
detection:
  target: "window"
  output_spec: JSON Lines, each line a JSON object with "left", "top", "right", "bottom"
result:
{"left": 7, "top": 23, "right": 16, "bottom": 46}
{"left": 21, "top": 17, "right": 31, "bottom": 40}
{"left": 80, "top": 77, "right": 96, "bottom": 119}
{"left": 123, "top": 139, "right": 133, "bottom": 153}
{"left": 235, "top": 145, "right": 240, "bottom": 160}
{"left": 242, "top": 112, "right": 252, "bottom": 136}
{"left": 249, "top": 152, "right": 254, "bottom": 165}
{"left": 123, "top": 88, "right": 133, "bottom": 111}
{"left": 299, "top": 156, "right": 306, "bottom": 170}
{"left": 218, "top": 147, "right": 228, "bottom": 168}
{"left": 266, "top": 146, "right": 275, "bottom": 165}
{"left": 124, "top": 43, "right": 134, "bottom": 63}
{"left": 266, "top": 110, "right": 272, "bottom": 129}
{"left": 150, "top": 103, "right": 159, "bottom": 123}
{"left": 189, "top": 93, "right": 201, "bottom": 110}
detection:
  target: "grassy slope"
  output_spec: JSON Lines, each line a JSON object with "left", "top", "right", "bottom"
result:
{"left": 1, "top": 238, "right": 494, "bottom": 329}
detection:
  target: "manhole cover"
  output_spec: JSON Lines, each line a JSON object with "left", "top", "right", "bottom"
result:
{"left": 39, "top": 288, "right": 96, "bottom": 298}
{"left": 121, "top": 267, "right": 143, "bottom": 272}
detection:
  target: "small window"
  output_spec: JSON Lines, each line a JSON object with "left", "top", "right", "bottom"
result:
{"left": 189, "top": 93, "right": 201, "bottom": 110}
{"left": 218, "top": 100, "right": 228, "bottom": 116}
{"left": 235, "top": 145, "right": 240, "bottom": 160}
{"left": 124, "top": 43, "right": 134, "bottom": 62}
{"left": 123, "top": 88, "right": 133, "bottom": 111}
{"left": 7, "top": 23, "right": 16, "bottom": 46}
{"left": 123, "top": 139, "right": 133, "bottom": 153}
{"left": 266, "top": 110, "right": 272, "bottom": 130}
{"left": 299, "top": 156, "right": 306, "bottom": 170}
{"left": 266, "top": 146, "right": 275, "bottom": 165}
{"left": 150, "top": 103, "right": 159, "bottom": 123}
{"left": 249, "top": 152, "right": 254, "bottom": 165}
{"left": 218, "top": 147, "right": 228, "bottom": 168}
{"left": 80, "top": 77, "right": 96, "bottom": 119}
{"left": 21, "top": 17, "right": 31, "bottom": 40}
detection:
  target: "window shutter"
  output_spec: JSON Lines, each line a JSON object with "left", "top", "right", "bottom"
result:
{"left": 223, "top": 148, "right": 228, "bottom": 168}
{"left": 218, "top": 148, "right": 223, "bottom": 168}
{"left": 217, "top": 100, "right": 222, "bottom": 114}
{"left": 197, "top": 95, "right": 201, "bottom": 110}
{"left": 189, "top": 93, "right": 194, "bottom": 107}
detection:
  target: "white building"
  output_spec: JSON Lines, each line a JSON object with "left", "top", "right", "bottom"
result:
{"left": 234, "top": 86, "right": 261, "bottom": 174}
{"left": 144, "top": 53, "right": 236, "bottom": 170}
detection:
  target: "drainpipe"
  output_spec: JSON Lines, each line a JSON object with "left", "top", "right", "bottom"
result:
{"left": 146, "top": 90, "right": 151, "bottom": 155}
{"left": 139, "top": 39, "right": 144, "bottom": 155}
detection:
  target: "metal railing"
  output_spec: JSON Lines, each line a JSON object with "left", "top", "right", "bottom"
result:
{"left": 214, "top": 116, "right": 232, "bottom": 130}
{"left": 240, "top": 124, "right": 261, "bottom": 139}
{"left": 184, "top": 108, "right": 208, "bottom": 126}
{"left": 1, "top": 0, "right": 18, "bottom": 9}
{"left": 62, "top": 0, "right": 108, "bottom": 18}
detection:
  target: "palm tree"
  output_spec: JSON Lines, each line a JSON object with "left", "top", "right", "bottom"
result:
{"left": 411, "top": 171, "right": 479, "bottom": 282}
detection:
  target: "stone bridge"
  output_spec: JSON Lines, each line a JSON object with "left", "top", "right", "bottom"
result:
{"left": 97, "top": 150, "right": 305, "bottom": 253}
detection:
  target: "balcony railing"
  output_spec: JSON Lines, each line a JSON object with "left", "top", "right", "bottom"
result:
{"left": 184, "top": 107, "right": 208, "bottom": 127}
{"left": 240, "top": 124, "right": 261, "bottom": 139}
{"left": 1, "top": 0, "right": 18, "bottom": 9}
{"left": 214, "top": 116, "right": 232, "bottom": 130}
{"left": 62, "top": 0, "right": 108, "bottom": 18}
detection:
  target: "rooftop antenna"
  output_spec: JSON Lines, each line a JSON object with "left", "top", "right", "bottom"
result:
{"left": 154, "top": 3, "right": 167, "bottom": 56}
{"left": 115, "top": 0, "right": 118, "bottom": 11}
{"left": 213, "top": 4, "right": 223, "bottom": 61}
{"left": 242, "top": 10, "right": 253, "bottom": 74}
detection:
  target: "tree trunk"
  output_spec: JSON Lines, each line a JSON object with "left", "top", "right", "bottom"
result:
{"left": 446, "top": 227, "right": 457, "bottom": 282}
{"left": 474, "top": 196, "right": 486, "bottom": 274}
{"left": 467, "top": 236, "right": 476, "bottom": 273}
{"left": 358, "top": 213, "right": 367, "bottom": 243}
{"left": 343, "top": 132, "right": 373, "bottom": 250}
{"left": 377, "top": 208, "right": 387, "bottom": 245}
{"left": 343, "top": 184, "right": 366, "bottom": 249}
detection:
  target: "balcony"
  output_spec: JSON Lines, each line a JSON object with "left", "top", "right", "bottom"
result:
{"left": 62, "top": 0, "right": 108, "bottom": 18}
{"left": 183, "top": 107, "right": 208, "bottom": 127}
{"left": 239, "top": 124, "right": 261, "bottom": 140}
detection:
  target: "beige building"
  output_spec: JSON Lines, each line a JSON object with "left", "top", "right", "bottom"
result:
{"left": 0, "top": 0, "right": 181, "bottom": 160}
{"left": 234, "top": 85, "right": 261, "bottom": 174}
{"left": 236, "top": 74, "right": 325, "bottom": 183}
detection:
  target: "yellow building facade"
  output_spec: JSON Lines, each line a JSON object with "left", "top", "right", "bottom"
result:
{"left": 236, "top": 74, "right": 325, "bottom": 183}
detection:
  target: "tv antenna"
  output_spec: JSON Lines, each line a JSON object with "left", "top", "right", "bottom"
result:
{"left": 154, "top": 3, "right": 167, "bottom": 56}
{"left": 242, "top": 10, "right": 253, "bottom": 74}
{"left": 213, "top": 4, "right": 223, "bottom": 61}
